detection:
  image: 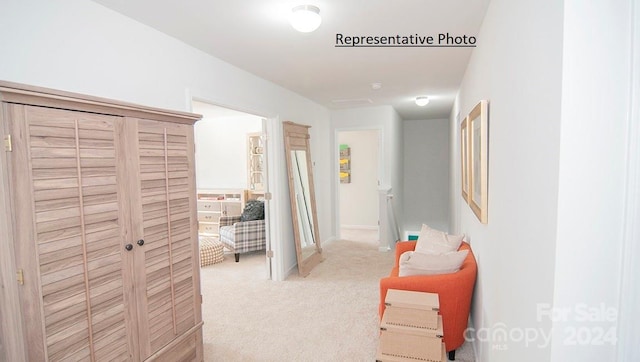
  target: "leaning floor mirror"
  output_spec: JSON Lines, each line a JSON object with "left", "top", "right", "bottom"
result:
{"left": 283, "top": 121, "right": 323, "bottom": 277}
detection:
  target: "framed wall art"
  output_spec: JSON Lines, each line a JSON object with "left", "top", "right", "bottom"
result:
{"left": 468, "top": 100, "right": 488, "bottom": 224}
{"left": 460, "top": 116, "right": 470, "bottom": 203}
{"left": 339, "top": 144, "right": 351, "bottom": 183}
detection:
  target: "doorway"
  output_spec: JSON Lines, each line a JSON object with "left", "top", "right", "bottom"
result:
{"left": 191, "top": 100, "right": 273, "bottom": 279}
{"left": 337, "top": 129, "right": 381, "bottom": 243}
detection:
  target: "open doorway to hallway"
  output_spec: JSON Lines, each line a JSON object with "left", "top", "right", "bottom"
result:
{"left": 191, "top": 100, "right": 272, "bottom": 279}
{"left": 337, "top": 129, "right": 381, "bottom": 244}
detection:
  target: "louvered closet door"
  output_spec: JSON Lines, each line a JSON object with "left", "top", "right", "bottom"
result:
{"left": 8, "top": 105, "right": 134, "bottom": 361}
{"left": 132, "top": 118, "right": 199, "bottom": 359}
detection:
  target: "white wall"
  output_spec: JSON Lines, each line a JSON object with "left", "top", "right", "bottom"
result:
{"left": 331, "top": 106, "right": 404, "bottom": 246}
{"left": 403, "top": 119, "right": 450, "bottom": 233}
{"left": 617, "top": 2, "right": 640, "bottom": 360}
{"left": 390, "top": 110, "right": 405, "bottom": 235}
{"left": 0, "top": 0, "right": 332, "bottom": 281}
{"left": 338, "top": 130, "right": 380, "bottom": 228}
{"left": 449, "top": 102, "right": 463, "bottom": 235}
{"left": 452, "top": 0, "right": 638, "bottom": 361}
{"left": 551, "top": 1, "right": 634, "bottom": 361}
{"left": 451, "top": 0, "right": 564, "bottom": 360}
{"left": 193, "top": 112, "right": 262, "bottom": 190}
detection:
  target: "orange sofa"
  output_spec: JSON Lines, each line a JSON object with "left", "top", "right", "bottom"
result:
{"left": 379, "top": 241, "right": 477, "bottom": 361}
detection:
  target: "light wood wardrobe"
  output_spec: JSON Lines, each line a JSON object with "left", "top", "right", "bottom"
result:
{"left": 0, "top": 81, "right": 204, "bottom": 361}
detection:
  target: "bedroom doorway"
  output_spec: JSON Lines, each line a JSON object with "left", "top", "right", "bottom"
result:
{"left": 191, "top": 100, "right": 273, "bottom": 280}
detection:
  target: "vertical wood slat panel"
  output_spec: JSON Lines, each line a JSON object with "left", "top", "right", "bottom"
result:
{"left": 140, "top": 122, "right": 177, "bottom": 352}
{"left": 8, "top": 104, "right": 49, "bottom": 362}
{"left": 163, "top": 128, "right": 179, "bottom": 337}
{"left": 137, "top": 119, "right": 199, "bottom": 357}
{"left": 73, "top": 118, "right": 98, "bottom": 362}
{"left": 18, "top": 106, "right": 131, "bottom": 361}
{"left": 114, "top": 117, "right": 143, "bottom": 361}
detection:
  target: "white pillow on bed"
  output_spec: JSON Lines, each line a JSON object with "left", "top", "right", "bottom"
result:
{"left": 414, "top": 224, "right": 464, "bottom": 255}
{"left": 398, "top": 249, "right": 469, "bottom": 276}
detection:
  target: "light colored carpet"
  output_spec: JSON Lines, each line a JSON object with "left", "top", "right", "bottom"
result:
{"left": 200, "top": 234, "right": 476, "bottom": 361}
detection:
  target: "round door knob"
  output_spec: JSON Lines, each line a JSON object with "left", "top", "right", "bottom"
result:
{"left": 125, "top": 244, "right": 133, "bottom": 251}
{"left": 137, "top": 239, "right": 145, "bottom": 246}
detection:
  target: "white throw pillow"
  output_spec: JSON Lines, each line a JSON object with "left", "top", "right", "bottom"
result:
{"left": 398, "top": 250, "right": 413, "bottom": 264}
{"left": 414, "top": 224, "right": 464, "bottom": 255}
{"left": 398, "top": 249, "right": 469, "bottom": 276}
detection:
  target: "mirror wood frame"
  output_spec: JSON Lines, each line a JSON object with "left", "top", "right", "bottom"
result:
{"left": 283, "top": 121, "right": 323, "bottom": 277}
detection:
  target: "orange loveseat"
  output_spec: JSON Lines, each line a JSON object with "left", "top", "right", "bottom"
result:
{"left": 379, "top": 241, "right": 477, "bottom": 361}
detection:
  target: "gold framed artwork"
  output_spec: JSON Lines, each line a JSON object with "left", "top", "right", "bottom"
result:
{"left": 460, "top": 116, "right": 470, "bottom": 203}
{"left": 466, "top": 100, "right": 489, "bottom": 224}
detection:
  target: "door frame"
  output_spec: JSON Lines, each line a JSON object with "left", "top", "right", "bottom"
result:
{"left": 188, "top": 96, "right": 281, "bottom": 280}
{"left": 333, "top": 126, "right": 384, "bottom": 242}
{"left": 617, "top": 0, "right": 640, "bottom": 358}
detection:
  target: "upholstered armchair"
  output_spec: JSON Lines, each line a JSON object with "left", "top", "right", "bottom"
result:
{"left": 379, "top": 241, "right": 477, "bottom": 361}
{"left": 219, "top": 215, "right": 266, "bottom": 262}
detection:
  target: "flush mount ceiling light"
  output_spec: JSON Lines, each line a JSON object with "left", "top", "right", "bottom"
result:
{"left": 415, "top": 96, "right": 430, "bottom": 106}
{"left": 290, "top": 5, "right": 322, "bottom": 33}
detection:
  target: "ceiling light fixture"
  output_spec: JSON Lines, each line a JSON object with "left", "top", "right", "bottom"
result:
{"left": 290, "top": 5, "right": 322, "bottom": 33}
{"left": 415, "top": 96, "right": 430, "bottom": 106}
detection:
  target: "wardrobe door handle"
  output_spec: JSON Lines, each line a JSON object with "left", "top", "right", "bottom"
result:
{"left": 137, "top": 239, "right": 145, "bottom": 246}
{"left": 125, "top": 244, "right": 133, "bottom": 251}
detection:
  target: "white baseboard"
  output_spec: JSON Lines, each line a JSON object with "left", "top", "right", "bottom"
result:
{"left": 340, "top": 225, "right": 379, "bottom": 231}
{"left": 286, "top": 237, "right": 336, "bottom": 278}
{"left": 322, "top": 237, "right": 336, "bottom": 246}
{"left": 284, "top": 264, "right": 297, "bottom": 279}
{"left": 469, "top": 315, "right": 481, "bottom": 362}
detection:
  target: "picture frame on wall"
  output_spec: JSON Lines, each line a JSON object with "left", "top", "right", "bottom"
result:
{"left": 339, "top": 144, "right": 351, "bottom": 183}
{"left": 468, "top": 100, "right": 489, "bottom": 224}
{"left": 460, "top": 116, "right": 470, "bottom": 203}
